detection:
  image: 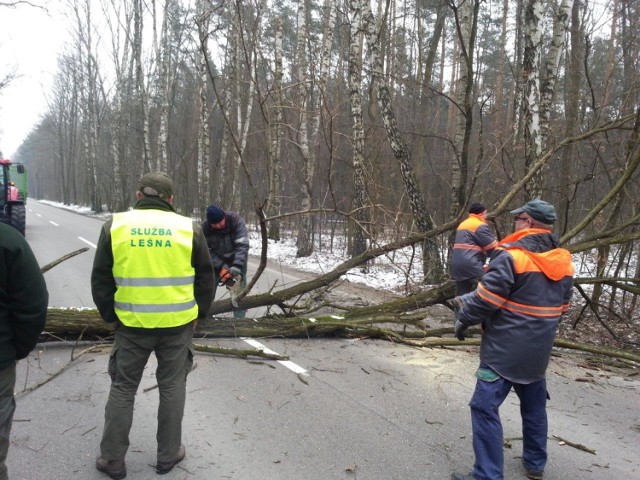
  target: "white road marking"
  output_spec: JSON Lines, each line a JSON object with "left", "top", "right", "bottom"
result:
{"left": 241, "top": 338, "right": 308, "bottom": 376}
{"left": 49, "top": 221, "right": 59, "bottom": 226}
{"left": 78, "top": 237, "right": 96, "bottom": 248}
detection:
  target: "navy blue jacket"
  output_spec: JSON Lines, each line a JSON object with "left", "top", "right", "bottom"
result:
{"left": 458, "top": 229, "right": 573, "bottom": 383}
{"left": 201, "top": 211, "right": 249, "bottom": 273}
{"left": 450, "top": 214, "right": 497, "bottom": 281}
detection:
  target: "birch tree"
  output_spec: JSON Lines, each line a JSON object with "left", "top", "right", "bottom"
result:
{"left": 521, "top": 0, "right": 544, "bottom": 197}
{"left": 539, "top": 0, "right": 573, "bottom": 149}
{"left": 71, "top": 0, "right": 101, "bottom": 211}
{"left": 229, "top": 0, "right": 259, "bottom": 209}
{"left": 155, "top": 0, "right": 173, "bottom": 172}
{"left": 362, "top": 0, "right": 444, "bottom": 282}
{"left": 348, "top": 0, "right": 368, "bottom": 258}
{"left": 558, "top": 0, "right": 583, "bottom": 234}
{"left": 133, "top": 0, "right": 151, "bottom": 172}
{"left": 101, "top": 0, "right": 133, "bottom": 212}
{"left": 294, "top": 0, "right": 314, "bottom": 257}
{"left": 448, "top": 0, "right": 478, "bottom": 217}
{"left": 267, "top": 17, "right": 284, "bottom": 241}
{"left": 196, "top": 0, "right": 213, "bottom": 216}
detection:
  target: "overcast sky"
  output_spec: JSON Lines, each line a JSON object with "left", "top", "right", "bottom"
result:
{"left": 0, "top": 3, "right": 66, "bottom": 158}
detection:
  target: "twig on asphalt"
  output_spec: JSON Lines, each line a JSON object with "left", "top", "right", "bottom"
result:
{"left": 552, "top": 435, "right": 597, "bottom": 455}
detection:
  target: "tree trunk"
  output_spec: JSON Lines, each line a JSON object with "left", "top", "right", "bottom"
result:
{"left": 40, "top": 306, "right": 640, "bottom": 364}
{"left": 540, "top": 0, "right": 573, "bottom": 150}
{"left": 197, "top": 0, "right": 212, "bottom": 217}
{"left": 522, "top": 0, "right": 544, "bottom": 198}
{"left": 295, "top": 0, "right": 314, "bottom": 257}
{"left": 133, "top": 0, "right": 152, "bottom": 173}
{"left": 156, "top": 0, "right": 172, "bottom": 173}
{"left": 361, "top": 0, "right": 444, "bottom": 283}
{"left": 348, "top": 0, "right": 368, "bottom": 258}
{"left": 448, "top": 0, "right": 476, "bottom": 216}
{"left": 267, "top": 18, "right": 284, "bottom": 241}
{"left": 558, "top": 0, "right": 583, "bottom": 234}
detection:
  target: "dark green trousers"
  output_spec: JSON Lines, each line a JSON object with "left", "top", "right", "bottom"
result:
{"left": 100, "top": 325, "right": 194, "bottom": 463}
{"left": 0, "top": 364, "right": 16, "bottom": 480}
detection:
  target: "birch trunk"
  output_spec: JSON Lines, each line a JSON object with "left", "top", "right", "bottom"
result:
{"left": 448, "top": 0, "right": 477, "bottom": 217}
{"left": 108, "top": 6, "right": 131, "bottom": 213}
{"left": 540, "top": 0, "right": 573, "bottom": 150}
{"left": 156, "top": 0, "right": 172, "bottom": 173}
{"left": 197, "top": 0, "right": 212, "bottom": 217}
{"left": 558, "top": 0, "right": 582, "bottom": 234}
{"left": 267, "top": 18, "right": 284, "bottom": 241}
{"left": 133, "top": 0, "right": 152, "bottom": 172}
{"left": 522, "top": 0, "right": 544, "bottom": 198}
{"left": 348, "top": 0, "right": 368, "bottom": 258}
{"left": 74, "top": 0, "right": 100, "bottom": 211}
{"left": 229, "top": 0, "right": 259, "bottom": 209}
{"left": 492, "top": 0, "right": 509, "bottom": 139}
{"left": 362, "top": 0, "right": 444, "bottom": 283}
{"left": 511, "top": 0, "right": 525, "bottom": 146}
{"left": 295, "top": 0, "right": 313, "bottom": 257}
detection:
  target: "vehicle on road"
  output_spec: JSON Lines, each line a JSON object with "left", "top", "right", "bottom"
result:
{"left": 0, "top": 158, "right": 27, "bottom": 235}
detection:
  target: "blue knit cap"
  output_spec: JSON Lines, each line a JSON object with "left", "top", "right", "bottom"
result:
{"left": 206, "top": 205, "right": 225, "bottom": 224}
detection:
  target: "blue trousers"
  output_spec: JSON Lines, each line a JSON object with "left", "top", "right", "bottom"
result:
{"left": 469, "top": 365, "right": 548, "bottom": 480}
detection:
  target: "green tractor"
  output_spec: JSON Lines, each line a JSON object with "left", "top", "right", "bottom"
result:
{"left": 0, "top": 158, "right": 27, "bottom": 235}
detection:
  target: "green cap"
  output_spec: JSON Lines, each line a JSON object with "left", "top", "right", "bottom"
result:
{"left": 138, "top": 172, "right": 174, "bottom": 199}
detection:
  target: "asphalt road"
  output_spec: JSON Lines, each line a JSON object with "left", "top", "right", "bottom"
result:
{"left": 7, "top": 201, "right": 640, "bottom": 480}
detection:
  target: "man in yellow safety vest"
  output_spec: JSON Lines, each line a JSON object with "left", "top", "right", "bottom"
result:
{"left": 91, "top": 172, "right": 214, "bottom": 479}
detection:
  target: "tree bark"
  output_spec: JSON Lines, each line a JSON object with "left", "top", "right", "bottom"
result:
{"left": 348, "top": 0, "right": 368, "bottom": 258}
{"left": 41, "top": 306, "right": 640, "bottom": 364}
{"left": 361, "top": 0, "right": 444, "bottom": 283}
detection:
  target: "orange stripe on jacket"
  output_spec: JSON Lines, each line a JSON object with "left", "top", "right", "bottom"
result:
{"left": 476, "top": 283, "right": 566, "bottom": 317}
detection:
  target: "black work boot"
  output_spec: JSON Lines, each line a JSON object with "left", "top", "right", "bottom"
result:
{"left": 156, "top": 444, "right": 186, "bottom": 474}
{"left": 96, "top": 457, "right": 126, "bottom": 479}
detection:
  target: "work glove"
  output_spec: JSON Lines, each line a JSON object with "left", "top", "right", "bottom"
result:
{"left": 452, "top": 291, "right": 475, "bottom": 310}
{"left": 229, "top": 266, "right": 242, "bottom": 281}
{"left": 218, "top": 266, "right": 235, "bottom": 287}
{"left": 454, "top": 320, "right": 468, "bottom": 341}
{"left": 452, "top": 306, "right": 460, "bottom": 329}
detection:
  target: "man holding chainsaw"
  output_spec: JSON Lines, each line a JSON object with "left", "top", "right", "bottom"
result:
{"left": 91, "top": 172, "right": 214, "bottom": 479}
{"left": 202, "top": 205, "right": 250, "bottom": 317}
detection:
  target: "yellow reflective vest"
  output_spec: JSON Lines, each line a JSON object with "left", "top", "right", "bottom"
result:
{"left": 111, "top": 209, "right": 197, "bottom": 328}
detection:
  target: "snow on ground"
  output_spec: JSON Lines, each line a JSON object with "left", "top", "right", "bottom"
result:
{"left": 246, "top": 231, "right": 426, "bottom": 292}
{"left": 39, "top": 199, "right": 609, "bottom": 293}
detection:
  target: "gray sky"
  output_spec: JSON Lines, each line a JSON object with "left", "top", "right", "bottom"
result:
{"left": 0, "top": 3, "right": 65, "bottom": 158}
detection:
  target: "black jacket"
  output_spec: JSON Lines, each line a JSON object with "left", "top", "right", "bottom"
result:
{"left": 0, "top": 223, "right": 48, "bottom": 370}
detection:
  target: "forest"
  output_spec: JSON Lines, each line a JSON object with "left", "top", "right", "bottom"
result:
{"left": 5, "top": 0, "right": 640, "bottom": 351}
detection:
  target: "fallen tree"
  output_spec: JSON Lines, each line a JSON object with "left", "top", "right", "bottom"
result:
{"left": 42, "top": 304, "right": 640, "bottom": 364}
